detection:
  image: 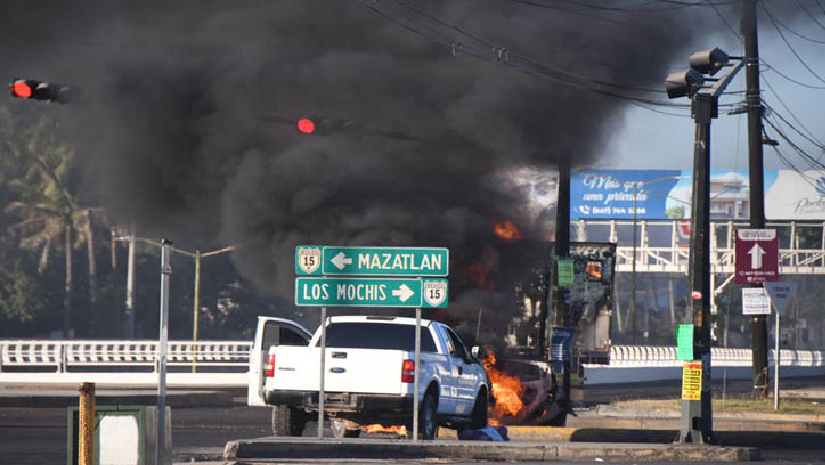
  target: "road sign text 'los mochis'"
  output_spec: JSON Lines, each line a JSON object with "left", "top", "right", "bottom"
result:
{"left": 294, "top": 277, "right": 448, "bottom": 308}
{"left": 295, "top": 246, "right": 448, "bottom": 277}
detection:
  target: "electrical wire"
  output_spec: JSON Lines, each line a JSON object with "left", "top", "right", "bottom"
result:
{"left": 761, "top": 61, "right": 825, "bottom": 90}
{"left": 796, "top": 0, "right": 825, "bottom": 33}
{"left": 763, "top": 102, "right": 825, "bottom": 153}
{"left": 761, "top": 77, "right": 825, "bottom": 148}
{"left": 360, "top": 0, "right": 698, "bottom": 115}
{"left": 766, "top": 6, "right": 825, "bottom": 44}
{"left": 760, "top": 0, "right": 825, "bottom": 85}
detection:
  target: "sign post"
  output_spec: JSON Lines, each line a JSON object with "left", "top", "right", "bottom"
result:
{"left": 294, "top": 245, "right": 449, "bottom": 442}
{"left": 764, "top": 282, "right": 798, "bottom": 410}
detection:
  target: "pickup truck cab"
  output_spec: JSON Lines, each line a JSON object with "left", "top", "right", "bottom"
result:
{"left": 261, "top": 315, "right": 490, "bottom": 439}
{"left": 247, "top": 316, "right": 314, "bottom": 407}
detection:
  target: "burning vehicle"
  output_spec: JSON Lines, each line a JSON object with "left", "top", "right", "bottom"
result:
{"left": 483, "top": 351, "right": 563, "bottom": 426}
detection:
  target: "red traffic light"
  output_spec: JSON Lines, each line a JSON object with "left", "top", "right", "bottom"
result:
{"left": 11, "top": 80, "right": 32, "bottom": 98}
{"left": 297, "top": 118, "right": 316, "bottom": 134}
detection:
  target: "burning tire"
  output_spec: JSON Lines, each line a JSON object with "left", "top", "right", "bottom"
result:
{"left": 332, "top": 419, "right": 361, "bottom": 438}
{"left": 271, "top": 406, "right": 305, "bottom": 437}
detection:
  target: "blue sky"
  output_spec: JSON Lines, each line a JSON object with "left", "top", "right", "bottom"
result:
{"left": 602, "top": 9, "right": 825, "bottom": 172}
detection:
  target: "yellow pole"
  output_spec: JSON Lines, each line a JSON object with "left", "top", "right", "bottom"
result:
{"left": 79, "top": 382, "right": 95, "bottom": 465}
{"left": 192, "top": 250, "right": 201, "bottom": 373}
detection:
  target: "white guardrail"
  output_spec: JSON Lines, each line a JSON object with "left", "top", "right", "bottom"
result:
{"left": 2, "top": 340, "right": 823, "bottom": 387}
{"left": 583, "top": 345, "right": 825, "bottom": 385}
{"left": 0, "top": 340, "right": 250, "bottom": 372}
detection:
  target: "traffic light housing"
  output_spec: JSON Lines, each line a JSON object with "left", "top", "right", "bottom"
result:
{"left": 9, "top": 79, "right": 74, "bottom": 104}
{"left": 295, "top": 116, "right": 362, "bottom": 136}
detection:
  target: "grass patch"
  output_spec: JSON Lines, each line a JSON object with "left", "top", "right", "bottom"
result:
{"left": 610, "top": 398, "right": 825, "bottom": 416}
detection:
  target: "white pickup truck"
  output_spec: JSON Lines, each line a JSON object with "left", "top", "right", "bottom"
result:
{"left": 252, "top": 315, "right": 490, "bottom": 439}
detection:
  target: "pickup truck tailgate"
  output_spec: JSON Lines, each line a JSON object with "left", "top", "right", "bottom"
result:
{"left": 268, "top": 347, "right": 406, "bottom": 394}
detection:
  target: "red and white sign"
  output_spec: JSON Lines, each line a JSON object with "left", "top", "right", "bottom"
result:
{"left": 735, "top": 229, "right": 779, "bottom": 284}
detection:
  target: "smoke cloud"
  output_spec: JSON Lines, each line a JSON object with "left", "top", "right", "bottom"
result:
{"left": 1, "top": 0, "right": 771, "bottom": 328}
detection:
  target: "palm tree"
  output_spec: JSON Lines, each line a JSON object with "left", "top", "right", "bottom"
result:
{"left": 4, "top": 115, "right": 93, "bottom": 337}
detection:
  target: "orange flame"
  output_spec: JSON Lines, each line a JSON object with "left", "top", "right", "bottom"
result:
{"left": 482, "top": 351, "right": 523, "bottom": 419}
{"left": 493, "top": 220, "right": 522, "bottom": 242}
{"left": 364, "top": 424, "right": 406, "bottom": 435}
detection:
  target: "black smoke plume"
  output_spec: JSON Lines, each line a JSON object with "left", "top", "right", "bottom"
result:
{"left": 1, "top": 0, "right": 774, "bottom": 332}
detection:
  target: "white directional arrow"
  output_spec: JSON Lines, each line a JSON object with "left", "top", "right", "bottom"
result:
{"left": 331, "top": 252, "right": 353, "bottom": 270}
{"left": 748, "top": 243, "right": 766, "bottom": 270}
{"left": 392, "top": 284, "right": 415, "bottom": 302}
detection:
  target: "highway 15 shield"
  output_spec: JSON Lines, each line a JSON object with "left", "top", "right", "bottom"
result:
{"left": 423, "top": 279, "right": 448, "bottom": 308}
{"left": 735, "top": 229, "right": 779, "bottom": 284}
{"left": 296, "top": 246, "right": 322, "bottom": 275}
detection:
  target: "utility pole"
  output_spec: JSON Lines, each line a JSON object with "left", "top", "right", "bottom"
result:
{"left": 680, "top": 92, "right": 715, "bottom": 444}
{"left": 742, "top": 0, "right": 769, "bottom": 398}
{"left": 667, "top": 46, "right": 743, "bottom": 445}
{"left": 553, "top": 158, "right": 572, "bottom": 422}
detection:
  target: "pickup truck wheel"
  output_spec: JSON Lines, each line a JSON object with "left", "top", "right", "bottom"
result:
{"left": 271, "top": 406, "right": 305, "bottom": 437}
{"left": 332, "top": 419, "right": 361, "bottom": 438}
{"left": 406, "top": 392, "right": 438, "bottom": 440}
{"left": 470, "top": 391, "right": 488, "bottom": 429}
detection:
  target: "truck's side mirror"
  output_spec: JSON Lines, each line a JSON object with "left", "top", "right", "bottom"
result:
{"left": 471, "top": 346, "right": 485, "bottom": 361}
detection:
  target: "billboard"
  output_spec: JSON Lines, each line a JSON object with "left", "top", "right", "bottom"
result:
{"left": 570, "top": 169, "right": 823, "bottom": 220}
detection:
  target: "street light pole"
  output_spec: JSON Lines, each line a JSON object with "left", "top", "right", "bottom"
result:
{"left": 631, "top": 183, "right": 638, "bottom": 344}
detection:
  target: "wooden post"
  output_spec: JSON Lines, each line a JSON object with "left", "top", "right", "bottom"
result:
{"left": 79, "top": 382, "right": 95, "bottom": 465}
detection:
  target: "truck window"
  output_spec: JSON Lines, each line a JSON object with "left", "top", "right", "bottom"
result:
{"left": 445, "top": 328, "right": 469, "bottom": 361}
{"left": 280, "top": 326, "right": 310, "bottom": 345}
{"left": 318, "top": 323, "right": 437, "bottom": 352}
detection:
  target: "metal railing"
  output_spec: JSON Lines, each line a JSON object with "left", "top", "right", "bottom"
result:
{"left": 606, "top": 345, "right": 825, "bottom": 368}
{"left": 575, "top": 219, "right": 825, "bottom": 274}
{"left": 0, "top": 340, "right": 250, "bottom": 373}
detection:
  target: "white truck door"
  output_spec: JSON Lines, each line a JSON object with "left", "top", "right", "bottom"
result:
{"left": 247, "top": 317, "right": 312, "bottom": 406}
{"left": 443, "top": 327, "right": 475, "bottom": 415}
{"left": 430, "top": 325, "right": 456, "bottom": 414}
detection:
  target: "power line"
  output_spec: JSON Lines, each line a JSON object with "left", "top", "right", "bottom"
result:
{"left": 763, "top": 101, "right": 825, "bottom": 153}
{"left": 760, "top": 0, "right": 825, "bottom": 85}
{"left": 360, "top": 0, "right": 697, "bottom": 115}
{"left": 767, "top": 5, "right": 825, "bottom": 44}
{"left": 761, "top": 77, "right": 825, "bottom": 148}
{"left": 761, "top": 60, "right": 825, "bottom": 90}
{"left": 795, "top": 0, "right": 825, "bottom": 34}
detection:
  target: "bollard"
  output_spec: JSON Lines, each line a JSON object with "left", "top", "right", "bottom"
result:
{"left": 78, "top": 382, "right": 96, "bottom": 465}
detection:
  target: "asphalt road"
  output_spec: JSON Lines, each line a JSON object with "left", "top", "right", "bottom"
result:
{"left": 2, "top": 405, "right": 824, "bottom": 464}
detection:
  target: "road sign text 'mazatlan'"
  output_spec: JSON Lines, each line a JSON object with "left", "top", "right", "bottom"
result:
{"left": 295, "top": 246, "right": 448, "bottom": 277}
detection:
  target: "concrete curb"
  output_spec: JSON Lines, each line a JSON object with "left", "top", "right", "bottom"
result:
{"left": 223, "top": 438, "right": 759, "bottom": 462}
{"left": 439, "top": 426, "right": 825, "bottom": 449}
{"left": 570, "top": 415, "right": 825, "bottom": 432}
{"left": 594, "top": 405, "right": 825, "bottom": 423}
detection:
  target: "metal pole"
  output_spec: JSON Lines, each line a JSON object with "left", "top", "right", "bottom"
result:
{"left": 774, "top": 308, "right": 780, "bottom": 410}
{"left": 317, "top": 308, "right": 327, "bottom": 439}
{"left": 126, "top": 223, "right": 136, "bottom": 339}
{"left": 192, "top": 250, "right": 201, "bottom": 373}
{"left": 157, "top": 239, "right": 172, "bottom": 465}
{"left": 78, "top": 382, "right": 95, "bottom": 465}
{"left": 679, "top": 95, "right": 715, "bottom": 444}
{"left": 553, "top": 158, "right": 572, "bottom": 423}
{"left": 413, "top": 307, "right": 421, "bottom": 441}
{"left": 742, "top": 0, "right": 769, "bottom": 398}
{"left": 632, "top": 183, "right": 638, "bottom": 344}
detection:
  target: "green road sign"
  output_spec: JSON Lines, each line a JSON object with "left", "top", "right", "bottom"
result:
{"left": 676, "top": 324, "right": 694, "bottom": 361}
{"left": 295, "top": 246, "right": 449, "bottom": 277}
{"left": 557, "top": 260, "right": 575, "bottom": 287}
{"left": 295, "top": 277, "right": 448, "bottom": 308}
